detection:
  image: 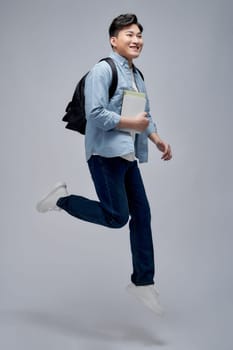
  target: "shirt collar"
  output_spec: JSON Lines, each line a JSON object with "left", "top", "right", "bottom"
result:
{"left": 109, "top": 51, "right": 131, "bottom": 68}
{"left": 109, "top": 51, "right": 139, "bottom": 73}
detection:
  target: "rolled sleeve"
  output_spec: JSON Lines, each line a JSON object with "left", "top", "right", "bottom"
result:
{"left": 146, "top": 113, "right": 157, "bottom": 136}
{"left": 144, "top": 92, "right": 157, "bottom": 136}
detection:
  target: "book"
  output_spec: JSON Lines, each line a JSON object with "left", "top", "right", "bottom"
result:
{"left": 119, "top": 90, "right": 146, "bottom": 133}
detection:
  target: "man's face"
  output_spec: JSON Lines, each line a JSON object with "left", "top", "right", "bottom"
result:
{"left": 110, "top": 24, "right": 143, "bottom": 62}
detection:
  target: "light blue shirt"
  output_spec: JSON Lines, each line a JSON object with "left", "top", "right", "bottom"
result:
{"left": 84, "top": 51, "right": 157, "bottom": 163}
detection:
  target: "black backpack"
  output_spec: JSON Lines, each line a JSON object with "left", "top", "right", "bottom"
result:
{"left": 62, "top": 57, "right": 144, "bottom": 134}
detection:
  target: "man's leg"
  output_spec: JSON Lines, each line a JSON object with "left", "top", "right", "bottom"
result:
{"left": 125, "top": 160, "right": 155, "bottom": 285}
{"left": 57, "top": 156, "right": 129, "bottom": 228}
{"left": 125, "top": 161, "right": 163, "bottom": 314}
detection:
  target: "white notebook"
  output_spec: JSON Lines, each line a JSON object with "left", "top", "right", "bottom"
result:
{"left": 119, "top": 90, "right": 146, "bottom": 133}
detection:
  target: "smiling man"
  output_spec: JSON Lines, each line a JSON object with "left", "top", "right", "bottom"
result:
{"left": 36, "top": 14, "right": 172, "bottom": 315}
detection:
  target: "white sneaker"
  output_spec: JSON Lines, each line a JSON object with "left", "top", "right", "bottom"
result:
{"left": 36, "top": 182, "right": 68, "bottom": 213}
{"left": 126, "top": 283, "right": 164, "bottom": 315}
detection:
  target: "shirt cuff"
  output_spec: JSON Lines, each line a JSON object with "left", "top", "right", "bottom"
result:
{"left": 146, "top": 121, "right": 157, "bottom": 136}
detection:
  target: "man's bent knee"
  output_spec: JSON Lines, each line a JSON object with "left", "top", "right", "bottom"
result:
{"left": 108, "top": 213, "right": 129, "bottom": 228}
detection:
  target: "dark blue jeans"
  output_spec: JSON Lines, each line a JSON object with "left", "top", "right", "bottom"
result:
{"left": 57, "top": 155, "right": 155, "bottom": 286}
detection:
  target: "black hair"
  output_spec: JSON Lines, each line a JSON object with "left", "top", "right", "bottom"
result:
{"left": 109, "top": 13, "right": 143, "bottom": 37}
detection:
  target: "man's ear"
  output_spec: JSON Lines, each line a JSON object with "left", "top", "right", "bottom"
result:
{"left": 110, "top": 37, "right": 117, "bottom": 48}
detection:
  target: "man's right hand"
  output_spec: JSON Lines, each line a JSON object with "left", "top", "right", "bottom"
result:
{"left": 117, "top": 112, "right": 149, "bottom": 132}
{"left": 133, "top": 112, "right": 149, "bottom": 132}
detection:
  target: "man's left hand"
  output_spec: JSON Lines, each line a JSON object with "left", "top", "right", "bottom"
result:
{"left": 156, "top": 140, "right": 172, "bottom": 161}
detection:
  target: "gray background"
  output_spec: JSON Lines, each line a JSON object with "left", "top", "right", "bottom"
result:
{"left": 0, "top": 0, "right": 233, "bottom": 349}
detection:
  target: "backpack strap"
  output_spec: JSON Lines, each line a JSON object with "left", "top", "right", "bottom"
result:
{"left": 98, "top": 57, "right": 118, "bottom": 99}
{"left": 132, "top": 64, "right": 144, "bottom": 81}
{"left": 136, "top": 68, "right": 144, "bottom": 80}
{"left": 98, "top": 58, "right": 144, "bottom": 98}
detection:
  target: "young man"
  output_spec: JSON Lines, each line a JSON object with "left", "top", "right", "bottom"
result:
{"left": 36, "top": 14, "right": 172, "bottom": 315}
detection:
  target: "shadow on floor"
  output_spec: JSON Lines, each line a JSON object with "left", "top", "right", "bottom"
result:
{"left": 0, "top": 308, "right": 167, "bottom": 347}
